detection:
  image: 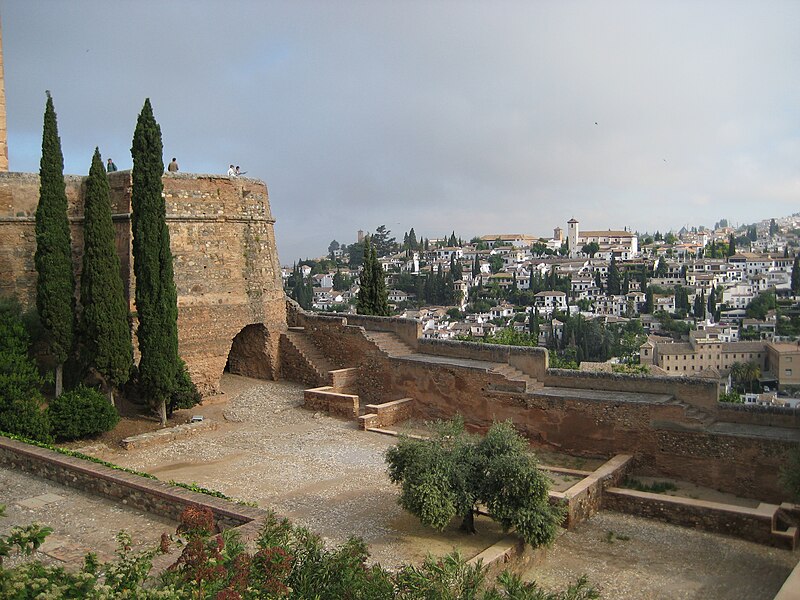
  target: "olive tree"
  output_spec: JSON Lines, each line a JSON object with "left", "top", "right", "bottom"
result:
{"left": 386, "top": 417, "right": 563, "bottom": 547}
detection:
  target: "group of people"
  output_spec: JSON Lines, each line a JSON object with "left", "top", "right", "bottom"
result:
{"left": 105, "top": 157, "right": 180, "bottom": 173}
{"left": 105, "top": 157, "right": 246, "bottom": 178}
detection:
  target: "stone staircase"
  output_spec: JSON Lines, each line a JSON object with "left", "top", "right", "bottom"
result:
{"left": 361, "top": 330, "right": 545, "bottom": 393}
{"left": 489, "top": 363, "right": 544, "bottom": 393}
{"left": 362, "top": 331, "right": 415, "bottom": 357}
{"left": 669, "top": 398, "right": 716, "bottom": 428}
{"left": 283, "top": 327, "right": 337, "bottom": 386}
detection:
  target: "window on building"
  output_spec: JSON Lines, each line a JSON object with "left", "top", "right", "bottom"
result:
{"left": 786, "top": 369, "right": 793, "bottom": 377}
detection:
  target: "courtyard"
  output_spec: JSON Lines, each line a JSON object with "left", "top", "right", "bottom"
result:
{"left": 3, "top": 374, "right": 797, "bottom": 598}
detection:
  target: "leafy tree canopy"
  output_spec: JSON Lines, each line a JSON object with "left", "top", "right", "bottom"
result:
{"left": 386, "top": 417, "right": 563, "bottom": 548}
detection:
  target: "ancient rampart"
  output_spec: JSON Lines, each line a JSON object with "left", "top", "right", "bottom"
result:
{"left": 0, "top": 171, "right": 286, "bottom": 394}
{"left": 287, "top": 306, "right": 799, "bottom": 502}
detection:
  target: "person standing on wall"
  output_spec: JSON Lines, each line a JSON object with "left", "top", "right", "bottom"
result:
{"left": 106, "top": 158, "right": 117, "bottom": 172}
{"left": 227, "top": 164, "right": 236, "bottom": 177}
{"left": 168, "top": 157, "right": 179, "bottom": 172}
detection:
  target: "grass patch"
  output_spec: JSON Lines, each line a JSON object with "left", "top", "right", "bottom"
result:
{"left": 623, "top": 477, "right": 678, "bottom": 494}
{"left": 603, "top": 530, "right": 631, "bottom": 543}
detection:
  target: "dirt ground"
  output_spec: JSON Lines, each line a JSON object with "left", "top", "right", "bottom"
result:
{"left": 0, "top": 467, "right": 176, "bottom": 568}
{"left": 529, "top": 511, "right": 797, "bottom": 600}
{"left": 18, "top": 374, "right": 799, "bottom": 595}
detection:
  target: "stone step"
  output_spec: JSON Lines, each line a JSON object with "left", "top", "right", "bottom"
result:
{"left": 363, "top": 331, "right": 415, "bottom": 357}
{"left": 283, "top": 331, "right": 336, "bottom": 386}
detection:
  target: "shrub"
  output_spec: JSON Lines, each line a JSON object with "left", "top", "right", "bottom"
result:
{"left": 168, "top": 359, "right": 201, "bottom": 414}
{"left": 47, "top": 385, "right": 119, "bottom": 441}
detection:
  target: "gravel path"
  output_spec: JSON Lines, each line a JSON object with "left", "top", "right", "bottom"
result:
{"left": 528, "top": 511, "right": 798, "bottom": 600}
{"left": 101, "top": 377, "right": 506, "bottom": 568}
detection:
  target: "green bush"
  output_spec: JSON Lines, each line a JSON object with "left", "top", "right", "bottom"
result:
{"left": 47, "top": 385, "right": 119, "bottom": 441}
{"left": 0, "top": 299, "right": 51, "bottom": 443}
{"left": 168, "top": 359, "right": 201, "bottom": 414}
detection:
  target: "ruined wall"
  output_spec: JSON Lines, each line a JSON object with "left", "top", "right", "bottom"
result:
{"left": 0, "top": 171, "right": 286, "bottom": 395}
{"left": 543, "top": 369, "right": 719, "bottom": 411}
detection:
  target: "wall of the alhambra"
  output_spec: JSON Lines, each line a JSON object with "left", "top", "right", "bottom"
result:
{"left": 543, "top": 369, "right": 719, "bottom": 411}
{"left": 0, "top": 171, "right": 286, "bottom": 396}
{"left": 646, "top": 429, "right": 793, "bottom": 502}
{"left": 385, "top": 358, "right": 788, "bottom": 500}
{"left": 716, "top": 403, "right": 800, "bottom": 428}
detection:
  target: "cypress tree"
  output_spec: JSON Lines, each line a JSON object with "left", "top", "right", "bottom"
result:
{"left": 791, "top": 256, "right": 800, "bottom": 295}
{"left": 80, "top": 148, "right": 133, "bottom": 402}
{"left": 607, "top": 257, "right": 621, "bottom": 295}
{"left": 35, "top": 91, "right": 75, "bottom": 397}
{"left": 357, "top": 236, "right": 375, "bottom": 314}
{"left": 131, "top": 99, "right": 179, "bottom": 426}
{"left": 371, "top": 245, "right": 390, "bottom": 316}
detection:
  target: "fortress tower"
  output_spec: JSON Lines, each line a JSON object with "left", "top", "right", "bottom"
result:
{"left": 0, "top": 16, "right": 8, "bottom": 171}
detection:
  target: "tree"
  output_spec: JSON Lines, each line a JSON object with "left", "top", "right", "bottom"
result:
{"left": 0, "top": 299, "right": 52, "bottom": 442}
{"left": 707, "top": 286, "right": 717, "bottom": 319}
{"left": 371, "top": 225, "right": 397, "bottom": 257}
{"left": 327, "top": 239, "right": 340, "bottom": 259}
{"left": 332, "top": 270, "right": 352, "bottom": 291}
{"left": 581, "top": 242, "right": 599, "bottom": 257}
{"left": 386, "top": 417, "right": 563, "bottom": 548}
{"left": 606, "top": 257, "right": 621, "bottom": 295}
{"left": 644, "top": 287, "right": 654, "bottom": 314}
{"left": 770, "top": 218, "right": 778, "bottom": 237}
{"left": 791, "top": 256, "right": 800, "bottom": 295}
{"left": 356, "top": 237, "right": 389, "bottom": 315}
{"left": 728, "top": 233, "right": 736, "bottom": 257}
{"left": 131, "top": 98, "right": 181, "bottom": 426}
{"left": 35, "top": 92, "right": 75, "bottom": 397}
{"left": 693, "top": 290, "right": 706, "bottom": 320}
{"left": 291, "top": 265, "right": 313, "bottom": 309}
{"left": 79, "top": 148, "right": 133, "bottom": 402}
{"left": 489, "top": 254, "right": 504, "bottom": 274}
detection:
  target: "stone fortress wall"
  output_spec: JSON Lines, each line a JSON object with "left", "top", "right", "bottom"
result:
{"left": 0, "top": 171, "right": 286, "bottom": 395}
{"left": 288, "top": 305, "right": 799, "bottom": 503}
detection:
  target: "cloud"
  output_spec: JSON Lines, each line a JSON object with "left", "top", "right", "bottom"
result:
{"left": 2, "top": 0, "right": 799, "bottom": 261}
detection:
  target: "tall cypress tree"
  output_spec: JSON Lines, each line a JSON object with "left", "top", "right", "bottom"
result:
{"left": 607, "top": 257, "right": 621, "bottom": 295}
{"left": 131, "top": 99, "right": 178, "bottom": 425}
{"left": 371, "top": 245, "right": 390, "bottom": 316}
{"left": 791, "top": 256, "right": 800, "bottom": 295}
{"left": 80, "top": 148, "right": 133, "bottom": 402}
{"left": 357, "top": 236, "right": 375, "bottom": 314}
{"left": 35, "top": 91, "right": 75, "bottom": 397}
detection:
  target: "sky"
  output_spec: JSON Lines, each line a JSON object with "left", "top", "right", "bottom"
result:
{"left": 2, "top": 1, "right": 799, "bottom": 264}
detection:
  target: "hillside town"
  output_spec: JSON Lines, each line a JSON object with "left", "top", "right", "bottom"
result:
{"left": 285, "top": 215, "right": 800, "bottom": 406}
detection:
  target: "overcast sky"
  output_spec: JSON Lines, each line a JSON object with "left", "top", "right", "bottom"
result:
{"left": 3, "top": 1, "right": 799, "bottom": 263}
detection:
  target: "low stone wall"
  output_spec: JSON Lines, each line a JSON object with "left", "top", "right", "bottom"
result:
{"left": 467, "top": 534, "right": 549, "bottom": 581}
{"left": 319, "top": 312, "right": 422, "bottom": 350}
{"left": 543, "top": 369, "right": 719, "bottom": 411}
{"left": 718, "top": 403, "right": 800, "bottom": 428}
{"left": 555, "top": 455, "right": 633, "bottom": 528}
{"left": 418, "top": 339, "right": 548, "bottom": 380}
{"left": 303, "top": 386, "right": 360, "bottom": 418}
{"left": 121, "top": 419, "right": 218, "bottom": 450}
{"left": 330, "top": 367, "right": 359, "bottom": 391}
{"left": 603, "top": 487, "right": 786, "bottom": 548}
{"left": 0, "top": 435, "right": 261, "bottom": 529}
{"left": 361, "top": 398, "right": 414, "bottom": 429}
